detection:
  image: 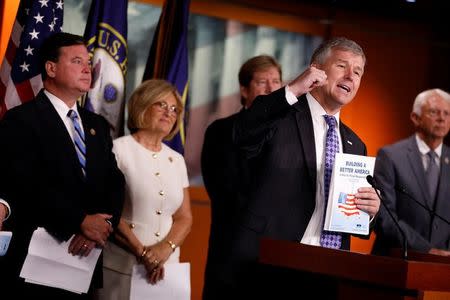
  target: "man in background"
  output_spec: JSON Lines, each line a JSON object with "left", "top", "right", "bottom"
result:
{"left": 372, "top": 88, "right": 450, "bottom": 257}
{"left": 0, "top": 32, "right": 124, "bottom": 298}
{"left": 201, "top": 55, "right": 282, "bottom": 299}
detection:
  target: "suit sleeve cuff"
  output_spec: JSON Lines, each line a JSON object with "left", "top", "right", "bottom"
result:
{"left": 285, "top": 85, "right": 299, "bottom": 105}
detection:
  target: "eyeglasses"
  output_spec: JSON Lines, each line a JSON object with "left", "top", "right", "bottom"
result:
{"left": 424, "top": 109, "right": 450, "bottom": 118}
{"left": 153, "top": 101, "right": 178, "bottom": 116}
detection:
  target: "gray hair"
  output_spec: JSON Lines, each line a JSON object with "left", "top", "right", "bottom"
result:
{"left": 310, "top": 37, "right": 366, "bottom": 66}
{"left": 412, "top": 88, "right": 450, "bottom": 116}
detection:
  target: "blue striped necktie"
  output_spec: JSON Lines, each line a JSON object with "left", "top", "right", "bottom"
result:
{"left": 67, "top": 109, "right": 86, "bottom": 176}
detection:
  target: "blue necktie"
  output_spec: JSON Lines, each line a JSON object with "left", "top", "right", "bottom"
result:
{"left": 320, "top": 115, "right": 342, "bottom": 249}
{"left": 68, "top": 109, "right": 86, "bottom": 176}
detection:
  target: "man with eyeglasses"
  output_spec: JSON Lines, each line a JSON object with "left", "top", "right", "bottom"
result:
{"left": 372, "top": 88, "right": 450, "bottom": 257}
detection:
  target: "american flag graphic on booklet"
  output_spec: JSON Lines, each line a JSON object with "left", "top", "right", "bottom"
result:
{"left": 337, "top": 192, "right": 360, "bottom": 217}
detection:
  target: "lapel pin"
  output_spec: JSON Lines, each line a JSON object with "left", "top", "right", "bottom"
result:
{"left": 347, "top": 140, "right": 353, "bottom": 145}
{"left": 90, "top": 128, "right": 96, "bottom": 136}
{"left": 168, "top": 157, "right": 173, "bottom": 163}
{"left": 445, "top": 157, "right": 449, "bottom": 164}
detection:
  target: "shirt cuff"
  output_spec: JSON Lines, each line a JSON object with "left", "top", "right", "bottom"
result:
{"left": 0, "top": 199, "right": 11, "bottom": 221}
{"left": 285, "top": 85, "right": 299, "bottom": 105}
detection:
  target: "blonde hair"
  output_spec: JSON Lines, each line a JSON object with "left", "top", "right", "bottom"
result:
{"left": 127, "top": 79, "right": 184, "bottom": 140}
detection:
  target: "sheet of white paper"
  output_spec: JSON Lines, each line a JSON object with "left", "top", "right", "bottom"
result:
{"left": 25, "top": 278, "right": 82, "bottom": 294}
{"left": 19, "top": 227, "right": 101, "bottom": 294}
{"left": 130, "top": 262, "right": 190, "bottom": 300}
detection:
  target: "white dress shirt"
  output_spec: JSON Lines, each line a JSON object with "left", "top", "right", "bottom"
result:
{"left": 285, "top": 87, "right": 342, "bottom": 246}
{"left": 44, "top": 90, "right": 85, "bottom": 141}
{"left": 415, "top": 134, "right": 442, "bottom": 170}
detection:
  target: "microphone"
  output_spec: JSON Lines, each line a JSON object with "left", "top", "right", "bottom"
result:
{"left": 395, "top": 186, "right": 450, "bottom": 226}
{"left": 366, "top": 175, "right": 408, "bottom": 260}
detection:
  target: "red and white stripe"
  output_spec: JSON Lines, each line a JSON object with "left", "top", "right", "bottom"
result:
{"left": 0, "top": 18, "right": 42, "bottom": 118}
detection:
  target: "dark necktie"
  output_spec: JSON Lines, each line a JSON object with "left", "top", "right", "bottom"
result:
{"left": 68, "top": 109, "right": 86, "bottom": 176}
{"left": 320, "top": 115, "right": 342, "bottom": 249}
{"left": 425, "top": 151, "right": 439, "bottom": 205}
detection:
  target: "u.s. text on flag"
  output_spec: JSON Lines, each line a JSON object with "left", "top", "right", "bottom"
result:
{"left": 0, "top": 0, "right": 64, "bottom": 118}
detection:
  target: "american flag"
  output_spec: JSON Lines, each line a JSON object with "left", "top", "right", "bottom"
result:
{"left": 0, "top": 0, "right": 64, "bottom": 119}
{"left": 337, "top": 192, "right": 360, "bottom": 217}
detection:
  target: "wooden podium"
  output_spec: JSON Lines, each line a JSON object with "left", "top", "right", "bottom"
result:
{"left": 259, "top": 238, "right": 450, "bottom": 300}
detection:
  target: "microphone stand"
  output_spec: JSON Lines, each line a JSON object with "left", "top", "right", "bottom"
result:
{"left": 395, "top": 186, "right": 450, "bottom": 225}
{"left": 366, "top": 175, "right": 408, "bottom": 260}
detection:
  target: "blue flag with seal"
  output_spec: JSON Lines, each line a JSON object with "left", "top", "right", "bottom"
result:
{"left": 142, "top": 0, "right": 190, "bottom": 154}
{"left": 83, "top": 0, "right": 128, "bottom": 138}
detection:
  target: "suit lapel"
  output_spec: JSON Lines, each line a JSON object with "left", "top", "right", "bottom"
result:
{"left": 435, "top": 145, "right": 450, "bottom": 213}
{"left": 293, "top": 96, "right": 316, "bottom": 188}
{"left": 340, "top": 124, "right": 354, "bottom": 154}
{"left": 35, "top": 91, "right": 84, "bottom": 180}
{"left": 406, "top": 136, "right": 431, "bottom": 209}
{"left": 78, "top": 107, "right": 98, "bottom": 178}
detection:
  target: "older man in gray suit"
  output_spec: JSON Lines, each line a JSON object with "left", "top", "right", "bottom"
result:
{"left": 372, "top": 88, "right": 450, "bottom": 257}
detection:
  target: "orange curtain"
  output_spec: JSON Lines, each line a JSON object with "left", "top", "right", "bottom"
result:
{"left": 0, "top": 0, "right": 20, "bottom": 62}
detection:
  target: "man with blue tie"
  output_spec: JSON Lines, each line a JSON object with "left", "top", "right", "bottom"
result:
{"left": 0, "top": 32, "right": 124, "bottom": 299}
{"left": 231, "top": 37, "right": 380, "bottom": 297}
{"left": 372, "top": 88, "right": 450, "bottom": 257}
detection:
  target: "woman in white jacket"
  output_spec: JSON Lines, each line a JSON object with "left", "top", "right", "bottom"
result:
{"left": 96, "top": 79, "right": 192, "bottom": 300}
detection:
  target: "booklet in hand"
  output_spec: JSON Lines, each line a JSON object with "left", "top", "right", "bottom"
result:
{"left": 323, "top": 153, "right": 376, "bottom": 235}
{"left": 0, "top": 231, "right": 12, "bottom": 256}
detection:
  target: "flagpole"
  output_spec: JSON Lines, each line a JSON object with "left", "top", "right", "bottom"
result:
{"left": 142, "top": 0, "right": 191, "bottom": 155}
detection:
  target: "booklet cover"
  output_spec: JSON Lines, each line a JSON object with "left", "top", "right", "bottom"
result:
{"left": 324, "top": 153, "right": 376, "bottom": 235}
{"left": 0, "top": 231, "right": 12, "bottom": 256}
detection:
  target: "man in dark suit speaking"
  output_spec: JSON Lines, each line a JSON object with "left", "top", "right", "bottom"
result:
{"left": 0, "top": 32, "right": 125, "bottom": 299}
{"left": 231, "top": 37, "right": 380, "bottom": 296}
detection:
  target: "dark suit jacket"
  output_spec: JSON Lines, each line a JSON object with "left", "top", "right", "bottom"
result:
{"left": 372, "top": 135, "right": 450, "bottom": 255}
{"left": 201, "top": 110, "right": 252, "bottom": 298}
{"left": 0, "top": 90, "right": 124, "bottom": 296}
{"left": 230, "top": 88, "right": 367, "bottom": 293}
